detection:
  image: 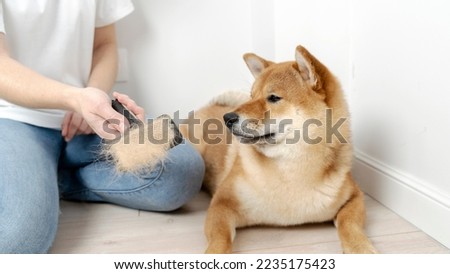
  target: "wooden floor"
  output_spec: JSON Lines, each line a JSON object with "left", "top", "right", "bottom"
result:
{"left": 50, "top": 191, "right": 449, "bottom": 254}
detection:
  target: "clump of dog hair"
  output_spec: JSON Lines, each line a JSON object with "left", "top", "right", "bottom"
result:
{"left": 103, "top": 115, "right": 176, "bottom": 173}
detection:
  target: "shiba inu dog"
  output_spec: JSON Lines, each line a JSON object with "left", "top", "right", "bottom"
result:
{"left": 180, "top": 45, "right": 377, "bottom": 254}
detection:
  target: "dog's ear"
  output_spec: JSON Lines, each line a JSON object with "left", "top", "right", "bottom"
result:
{"left": 295, "top": 45, "right": 323, "bottom": 91}
{"left": 243, "top": 53, "right": 273, "bottom": 78}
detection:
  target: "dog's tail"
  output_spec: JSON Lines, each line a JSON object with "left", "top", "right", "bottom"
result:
{"left": 209, "top": 90, "right": 251, "bottom": 107}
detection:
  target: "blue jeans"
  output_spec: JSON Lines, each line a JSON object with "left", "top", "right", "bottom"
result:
{"left": 0, "top": 118, "right": 204, "bottom": 253}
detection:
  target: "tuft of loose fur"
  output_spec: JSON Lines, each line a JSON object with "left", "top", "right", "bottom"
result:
{"left": 103, "top": 115, "right": 175, "bottom": 173}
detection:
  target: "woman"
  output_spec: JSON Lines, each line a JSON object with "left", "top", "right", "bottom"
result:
{"left": 0, "top": 0, "right": 204, "bottom": 253}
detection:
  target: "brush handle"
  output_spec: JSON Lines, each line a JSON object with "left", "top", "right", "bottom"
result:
{"left": 111, "top": 99, "right": 142, "bottom": 127}
{"left": 170, "top": 118, "right": 184, "bottom": 147}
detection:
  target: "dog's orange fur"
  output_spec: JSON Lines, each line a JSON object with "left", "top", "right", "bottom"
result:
{"left": 180, "top": 45, "right": 377, "bottom": 254}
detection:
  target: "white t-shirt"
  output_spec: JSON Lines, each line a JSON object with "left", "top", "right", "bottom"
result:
{"left": 0, "top": 0, "right": 134, "bottom": 129}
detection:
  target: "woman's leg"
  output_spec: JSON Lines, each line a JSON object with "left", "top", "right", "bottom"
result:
{"left": 0, "top": 119, "right": 62, "bottom": 253}
{"left": 59, "top": 134, "right": 204, "bottom": 212}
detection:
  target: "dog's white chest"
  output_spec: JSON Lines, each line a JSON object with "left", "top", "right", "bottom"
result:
{"left": 235, "top": 173, "right": 342, "bottom": 226}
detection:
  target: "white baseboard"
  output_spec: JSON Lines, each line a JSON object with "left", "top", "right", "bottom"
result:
{"left": 352, "top": 150, "right": 450, "bottom": 249}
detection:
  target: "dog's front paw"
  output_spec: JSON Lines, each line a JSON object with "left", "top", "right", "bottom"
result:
{"left": 205, "top": 243, "right": 232, "bottom": 254}
{"left": 343, "top": 242, "right": 379, "bottom": 254}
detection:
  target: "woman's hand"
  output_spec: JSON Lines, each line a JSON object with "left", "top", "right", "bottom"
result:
{"left": 70, "top": 88, "right": 145, "bottom": 140}
{"left": 61, "top": 111, "right": 94, "bottom": 142}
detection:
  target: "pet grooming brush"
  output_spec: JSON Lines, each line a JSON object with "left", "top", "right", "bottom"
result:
{"left": 111, "top": 99, "right": 142, "bottom": 127}
{"left": 104, "top": 99, "right": 183, "bottom": 172}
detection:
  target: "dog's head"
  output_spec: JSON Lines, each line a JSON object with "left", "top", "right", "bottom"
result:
{"left": 224, "top": 45, "right": 334, "bottom": 148}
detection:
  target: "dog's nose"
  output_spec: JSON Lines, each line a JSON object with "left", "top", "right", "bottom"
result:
{"left": 223, "top": 112, "right": 239, "bottom": 129}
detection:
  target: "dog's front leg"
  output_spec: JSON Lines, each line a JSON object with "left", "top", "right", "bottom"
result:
{"left": 204, "top": 195, "right": 240, "bottom": 254}
{"left": 335, "top": 181, "right": 378, "bottom": 254}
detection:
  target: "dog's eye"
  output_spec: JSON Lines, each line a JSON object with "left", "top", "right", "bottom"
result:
{"left": 267, "top": 94, "right": 282, "bottom": 103}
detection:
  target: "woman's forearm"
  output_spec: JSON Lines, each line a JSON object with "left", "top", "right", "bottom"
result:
{"left": 87, "top": 24, "right": 119, "bottom": 92}
{"left": 0, "top": 34, "right": 81, "bottom": 111}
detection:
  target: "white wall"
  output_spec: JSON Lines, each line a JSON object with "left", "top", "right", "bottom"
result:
{"left": 273, "top": 0, "right": 351, "bottom": 93}
{"left": 350, "top": 0, "right": 450, "bottom": 194}
{"left": 349, "top": 0, "right": 450, "bottom": 249}
{"left": 114, "top": 0, "right": 450, "bottom": 248}
{"left": 114, "top": 0, "right": 256, "bottom": 117}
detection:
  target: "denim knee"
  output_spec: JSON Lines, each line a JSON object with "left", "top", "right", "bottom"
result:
{"left": 0, "top": 119, "right": 61, "bottom": 253}
{"left": 164, "top": 141, "right": 204, "bottom": 211}
{"left": 128, "top": 141, "right": 205, "bottom": 212}
{"left": 1, "top": 203, "right": 59, "bottom": 254}
{"left": 156, "top": 148, "right": 205, "bottom": 211}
